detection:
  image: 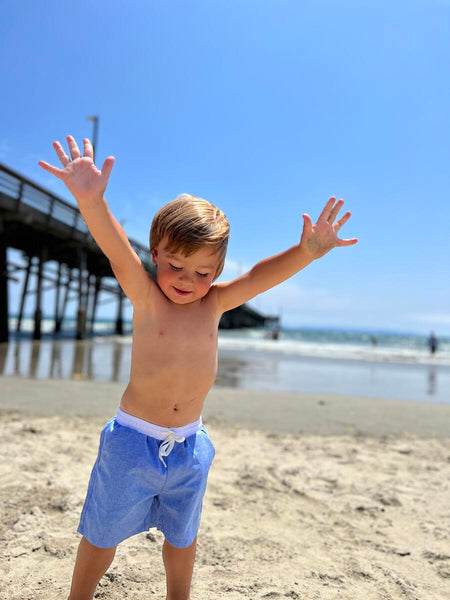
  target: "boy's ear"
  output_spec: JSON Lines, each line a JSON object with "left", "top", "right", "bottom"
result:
{"left": 151, "top": 248, "right": 158, "bottom": 265}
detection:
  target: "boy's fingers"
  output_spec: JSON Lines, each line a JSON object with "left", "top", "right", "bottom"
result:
{"left": 327, "top": 199, "right": 344, "bottom": 224}
{"left": 337, "top": 238, "right": 358, "bottom": 247}
{"left": 101, "top": 156, "right": 115, "bottom": 180}
{"left": 317, "top": 197, "right": 336, "bottom": 223}
{"left": 83, "top": 138, "right": 94, "bottom": 159}
{"left": 334, "top": 211, "right": 351, "bottom": 230}
{"left": 53, "top": 141, "right": 70, "bottom": 166}
{"left": 302, "top": 213, "right": 313, "bottom": 234}
{"left": 38, "top": 161, "right": 64, "bottom": 178}
{"left": 67, "top": 135, "right": 81, "bottom": 160}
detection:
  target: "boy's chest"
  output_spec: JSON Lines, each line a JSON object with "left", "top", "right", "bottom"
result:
{"left": 132, "top": 302, "right": 220, "bottom": 362}
{"left": 151, "top": 315, "right": 217, "bottom": 350}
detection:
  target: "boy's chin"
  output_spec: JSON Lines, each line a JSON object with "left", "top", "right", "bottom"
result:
{"left": 172, "top": 294, "right": 194, "bottom": 303}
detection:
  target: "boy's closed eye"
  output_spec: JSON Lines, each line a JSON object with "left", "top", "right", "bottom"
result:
{"left": 169, "top": 263, "right": 208, "bottom": 277}
{"left": 169, "top": 263, "right": 182, "bottom": 271}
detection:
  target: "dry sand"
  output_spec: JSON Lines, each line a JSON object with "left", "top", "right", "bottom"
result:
{"left": 0, "top": 376, "right": 449, "bottom": 599}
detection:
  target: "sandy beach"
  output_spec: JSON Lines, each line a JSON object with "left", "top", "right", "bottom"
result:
{"left": 1, "top": 376, "right": 449, "bottom": 599}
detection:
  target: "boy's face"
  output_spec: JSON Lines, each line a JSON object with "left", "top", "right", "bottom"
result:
{"left": 151, "top": 238, "right": 221, "bottom": 305}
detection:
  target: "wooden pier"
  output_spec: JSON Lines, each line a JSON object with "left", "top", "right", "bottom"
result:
{"left": 0, "top": 163, "right": 279, "bottom": 342}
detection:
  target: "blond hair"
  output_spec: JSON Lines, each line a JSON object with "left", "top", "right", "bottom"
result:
{"left": 150, "top": 193, "right": 230, "bottom": 280}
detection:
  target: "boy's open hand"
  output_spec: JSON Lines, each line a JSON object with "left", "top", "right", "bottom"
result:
{"left": 38, "top": 135, "right": 115, "bottom": 204}
{"left": 300, "top": 197, "right": 358, "bottom": 260}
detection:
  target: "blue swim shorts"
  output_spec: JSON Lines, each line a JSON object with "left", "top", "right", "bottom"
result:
{"left": 77, "top": 409, "right": 215, "bottom": 549}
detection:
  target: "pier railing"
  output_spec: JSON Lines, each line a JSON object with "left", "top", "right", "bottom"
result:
{"left": 0, "top": 162, "right": 151, "bottom": 264}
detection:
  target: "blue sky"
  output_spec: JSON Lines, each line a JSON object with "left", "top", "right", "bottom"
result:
{"left": 1, "top": 0, "right": 450, "bottom": 334}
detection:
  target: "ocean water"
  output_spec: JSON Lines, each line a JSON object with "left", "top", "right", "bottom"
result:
{"left": 6, "top": 317, "right": 450, "bottom": 365}
{"left": 1, "top": 317, "right": 449, "bottom": 405}
{"left": 218, "top": 327, "right": 450, "bottom": 367}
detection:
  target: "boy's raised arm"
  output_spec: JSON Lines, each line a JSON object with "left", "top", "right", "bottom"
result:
{"left": 39, "top": 136, "right": 153, "bottom": 306}
{"left": 214, "top": 197, "right": 358, "bottom": 314}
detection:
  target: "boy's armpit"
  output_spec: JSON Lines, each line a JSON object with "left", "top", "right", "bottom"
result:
{"left": 212, "top": 273, "right": 255, "bottom": 314}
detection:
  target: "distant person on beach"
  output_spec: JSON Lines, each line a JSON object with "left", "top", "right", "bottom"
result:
{"left": 272, "top": 326, "right": 281, "bottom": 340}
{"left": 38, "top": 136, "right": 358, "bottom": 600}
{"left": 428, "top": 331, "right": 438, "bottom": 355}
{"left": 264, "top": 326, "right": 281, "bottom": 340}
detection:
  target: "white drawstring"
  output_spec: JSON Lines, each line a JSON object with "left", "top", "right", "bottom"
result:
{"left": 115, "top": 408, "right": 202, "bottom": 468}
{"left": 158, "top": 431, "right": 186, "bottom": 467}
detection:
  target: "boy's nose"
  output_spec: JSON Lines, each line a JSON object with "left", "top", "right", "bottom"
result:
{"left": 179, "top": 272, "right": 193, "bottom": 283}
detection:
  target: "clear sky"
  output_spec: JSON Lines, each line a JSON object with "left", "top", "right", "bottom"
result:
{"left": 1, "top": 0, "right": 450, "bottom": 334}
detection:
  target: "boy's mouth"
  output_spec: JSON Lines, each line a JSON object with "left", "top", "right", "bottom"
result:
{"left": 173, "top": 286, "right": 192, "bottom": 296}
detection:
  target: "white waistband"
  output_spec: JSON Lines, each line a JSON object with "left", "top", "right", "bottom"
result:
{"left": 116, "top": 408, "right": 202, "bottom": 441}
{"left": 116, "top": 408, "right": 203, "bottom": 468}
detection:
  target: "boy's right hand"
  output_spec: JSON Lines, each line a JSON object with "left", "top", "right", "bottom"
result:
{"left": 38, "top": 135, "right": 115, "bottom": 205}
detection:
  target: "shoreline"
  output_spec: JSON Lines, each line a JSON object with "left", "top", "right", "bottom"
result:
{"left": 1, "top": 375, "right": 449, "bottom": 438}
{"left": 2, "top": 337, "right": 450, "bottom": 406}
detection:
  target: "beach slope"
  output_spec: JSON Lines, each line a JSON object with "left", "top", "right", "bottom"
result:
{"left": 0, "top": 376, "right": 449, "bottom": 599}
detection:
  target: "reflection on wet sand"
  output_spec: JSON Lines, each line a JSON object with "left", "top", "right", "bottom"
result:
{"left": 427, "top": 366, "right": 437, "bottom": 396}
{"left": 215, "top": 353, "right": 280, "bottom": 389}
{"left": 0, "top": 338, "right": 277, "bottom": 392}
{"left": 0, "top": 338, "right": 131, "bottom": 383}
{"left": 0, "top": 338, "right": 448, "bottom": 405}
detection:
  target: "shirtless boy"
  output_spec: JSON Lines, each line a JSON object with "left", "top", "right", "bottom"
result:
{"left": 38, "top": 135, "right": 357, "bottom": 600}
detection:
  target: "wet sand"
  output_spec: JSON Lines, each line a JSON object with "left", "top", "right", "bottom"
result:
{"left": 2, "top": 337, "right": 450, "bottom": 404}
{"left": 1, "top": 375, "right": 449, "bottom": 599}
{"left": 1, "top": 375, "right": 450, "bottom": 437}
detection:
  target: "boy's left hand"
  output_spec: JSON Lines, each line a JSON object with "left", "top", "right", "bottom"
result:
{"left": 300, "top": 197, "right": 358, "bottom": 260}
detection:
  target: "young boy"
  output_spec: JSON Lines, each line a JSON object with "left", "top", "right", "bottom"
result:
{"left": 38, "top": 135, "right": 357, "bottom": 600}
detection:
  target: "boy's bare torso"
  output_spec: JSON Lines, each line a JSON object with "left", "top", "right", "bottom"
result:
{"left": 120, "top": 281, "right": 221, "bottom": 427}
